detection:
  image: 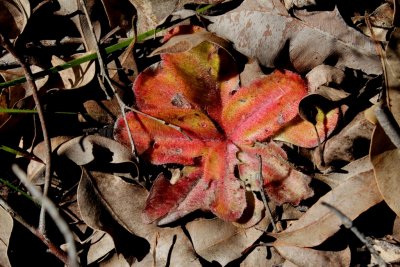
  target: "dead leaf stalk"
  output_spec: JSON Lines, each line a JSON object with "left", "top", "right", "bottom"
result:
{"left": 12, "top": 165, "right": 79, "bottom": 267}
{"left": 321, "top": 202, "right": 387, "bottom": 267}
{"left": 0, "top": 33, "right": 53, "bottom": 234}
{"left": 256, "top": 154, "right": 277, "bottom": 232}
{"left": 79, "top": 0, "right": 109, "bottom": 97}
{"left": 0, "top": 196, "right": 69, "bottom": 265}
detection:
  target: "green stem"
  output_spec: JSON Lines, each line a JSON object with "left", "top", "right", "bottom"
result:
{"left": 0, "top": 177, "right": 36, "bottom": 204}
{"left": 0, "top": 4, "right": 214, "bottom": 89}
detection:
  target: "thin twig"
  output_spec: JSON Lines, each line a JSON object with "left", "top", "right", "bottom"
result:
{"left": 321, "top": 202, "right": 387, "bottom": 267}
{"left": 256, "top": 154, "right": 277, "bottom": 232}
{"left": 0, "top": 33, "right": 52, "bottom": 234}
{"left": 79, "top": 0, "right": 109, "bottom": 98}
{"left": 0, "top": 196, "right": 69, "bottom": 265}
{"left": 12, "top": 165, "right": 79, "bottom": 267}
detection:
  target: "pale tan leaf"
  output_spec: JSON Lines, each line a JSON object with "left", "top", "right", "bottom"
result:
{"left": 0, "top": 206, "right": 12, "bottom": 267}
{"left": 239, "top": 59, "right": 265, "bottom": 87}
{"left": 86, "top": 231, "right": 116, "bottom": 265}
{"left": 306, "top": 65, "right": 346, "bottom": 92}
{"left": 186, "top": 216, "right": 269, "bottom": 266}
{"left": 150, "top": 30, "right": 231, "bottom": 56}
{"left": 275, "top": 245, "right": 351, "bottom": 267}
{"left": 77, "top": 170, "right": 201, "bottom": 266}
{"left": 207, "top": 2, "right": 381, "bottom": 74}
{"left": 0, "top": 0, "right": 30, "bottom": 39}
{"left": 272, "top": 170, "right": 382, "bottom": 247}
{"left": 51, "top": 54, "right": 96, "bottom": 90}
{"left": 314, "top": 156, "right": 373, "bottom": 188}
{"left": 56, "top": 135, "right": 134, "bottom": 166}
{"left": 241, "top": 246, "right": 285, "bottom": 266}
{"left": 128, "top": 0, "right": 178, "bottom": 33}
{"left": 54, "top": 0, "right": 100, "bottom": 51}
{"left": 371, "top": 148, "right": 400, "bottom": 217}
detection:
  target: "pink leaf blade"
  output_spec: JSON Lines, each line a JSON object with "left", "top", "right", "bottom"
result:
{"left": 273, "top": 107, "right": 340, "bottom": 148}
{"left": 114, "top": 112, "right": 209, "bottom": 165}
{"left": 222, "top": 70, "right": 308, "bottom": 145}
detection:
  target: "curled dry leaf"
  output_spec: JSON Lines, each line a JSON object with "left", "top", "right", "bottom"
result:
{"left": 0, "top": 0, "right": 30, "bottom": 39}
{"left": 54, "top": 0, "right": 101, "bottom": 51}
{"left": 207, "top": 1, "right": 382, "bottom": 75}
{"left": 186, "top": 216, "right": 269, "bottom": 265}
{"left": 76, "top": 169, "right": 205, "bottom": 266}
{"left": 114, "top": 26, "right": 339, "bottom": 225}
{"left": 312, "top": 112, "right": 375, "bottom": 169}
{"left": 0, "top": 206, "right": 13, "bottom": 267}
{"left": 306, "top": 64, "right": 346, "bottom": 92}
{"left": 51, "top": 54, "right": 96, "bottom": 90}
{"left": 275, "top": 245, "right": 351, "bottom": 267}
{"left": 271, "top": 169, "right": 382, "bottom": 247}
{"left": 77, "top": 170, "right": 151, "bottom": 262}
{"left": 27, "top": 135, "right": 136, "bottom": 184}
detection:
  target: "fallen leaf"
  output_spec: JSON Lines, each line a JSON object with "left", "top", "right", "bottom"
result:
{"left": 114, "top": 26, "right": 338, "bottom": 225}
{"left": 186, "top": 216, "right": 269, "bottom": 265}
{"left": 371, "top": 148, "right": 400, "bottom": 217}
{"left": 314, "top": 156, "right": 373, "bottom": 188}
{"left": 77, "top": 170, "right": 151, "bottom": 262}
{"left": 385, "top": 27, "right": 400, "bottom": 126}
{"left": 271, "top": 170, "right": 382, "bottom": 247}
{"left": 306, "top": 65, "right": 346, "bottom": 92}
{"left": 0, "top": 206, "right": 12, "bottom": 267}
{"left": 0, "top": 0, "right": 30, "bottom": 39}
{"left": 76, "top": 169, "right": 205, "bottom": 266}
{"left": 275, "top": 245, "right": 351, "bottom": 267}
{"left": 27, "top": 135, "right": 137, "bottom": 184}
{"left": 51, "top": 54, "right": 96, "bottom": 89}
{"left": 312, "top": 112, "right": 375, "bottom": 169}
{"left": 207, "top": 0, "right": 382, "bottom": 74}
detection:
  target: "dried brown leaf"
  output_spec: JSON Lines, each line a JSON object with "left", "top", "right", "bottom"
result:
{"left": 186, "top": 216, "right": 269, "bottom": 265}
{"left": 306, "top": 65, "right": 346, "bottom": 92}
{"left": 272, "top": 170, "right": 382, "bottom": 247}
{"left": 0, "top": 0, "right": 30, "bottom": 39}
{"left": 207, "top": 1, "right": 381, "bottom": 74}
{"left": 150, "top": 30, "right": 231, "bottom": 56}
{"left": 275, "top": 245, "right": 351, "bottom": 267}
{"left": 0, "top": 206, "right": 12, "bottom": 267}
{"left": 51, "top": 54, "right": 96, "bottom": 89}
{"left": 314, "top": 156, "right": 373, "bottom": 188}
{"left": 371, "top": 148, "right": 400, "bottom": 216}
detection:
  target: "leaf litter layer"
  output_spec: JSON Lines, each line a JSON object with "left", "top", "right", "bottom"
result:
{"left": 1, "top": 0, "right": 400, "bottom": 266}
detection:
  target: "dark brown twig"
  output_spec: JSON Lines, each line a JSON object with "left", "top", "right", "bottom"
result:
{"left": 0, "top": 196, "right": 69, "bottom": 265}
{"left": 0, "top": 33, "right": 52, "bottom": 234}
{"left": 256, "top": 154, "right": 277, "bottom": 232}
{"left": 322, "top": 202, "right": 387, "bottom": 267}
{"left": 12, "top": 165, "right": 79, "bottom": 267}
